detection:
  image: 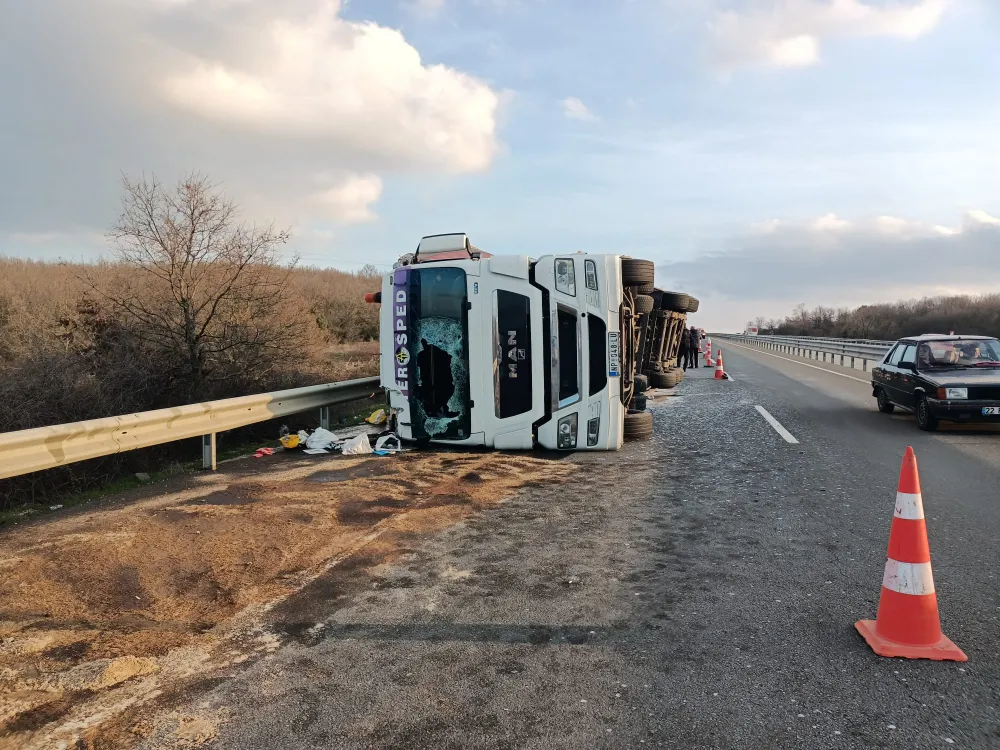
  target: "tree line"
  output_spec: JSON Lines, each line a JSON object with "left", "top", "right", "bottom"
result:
{"left": 747, "top": 295, "right": 1000, "bottom": 341}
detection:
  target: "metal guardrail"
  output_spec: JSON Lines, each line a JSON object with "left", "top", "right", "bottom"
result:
{"left": 0, "top": 377, "right": 381, "bottom": 481}
{"left": 716, "top": 334, "right": 893, "bottom": 371}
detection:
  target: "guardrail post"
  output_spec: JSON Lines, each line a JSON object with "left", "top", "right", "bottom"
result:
{"left": 202, "top": 433, "right": 217, "bottom": 471}
{"left": 320, "top": 406, "right": 331, "bottom": 431}
{"left": 862, "top": 359, "right": 867, "bottom": 371}
{"left": 851, "top": 356, "right": 855, "bottom": 369}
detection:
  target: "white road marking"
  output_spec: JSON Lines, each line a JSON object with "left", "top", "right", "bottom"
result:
{"left": 724, "top": 341, "right": 870, "bottom": 384}
{"left": 754, "top": 405, "right": 800, "bottom": 444}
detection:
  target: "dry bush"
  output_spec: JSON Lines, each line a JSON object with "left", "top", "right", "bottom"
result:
{"left": 0, "top": 177, "right": 386, "bottom": 508}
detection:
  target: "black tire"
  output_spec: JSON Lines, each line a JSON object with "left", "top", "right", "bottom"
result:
{"left": 633, "top": 294, "right": 655, "bottom": 315}
{"left": 660, "top": 291, "right": 690, "bottom": 313}
{"left": 916, "top": 395, "right": 938, "bottom": 432}
{"left": 633, "top": 393, "right": 648, "bottom": 411}
{"left": 876, "top": 388, "right": 895, "bottom": 413}
{"left": 622, "top": 258, "right": 655, "bottom": 287}
{"left": 686, "top": 297, "right": 700, "bottom": 313}
{"left": 649, "top": 371, "right": 673, "bottom": 389}
{"left": 634, "top": 374, "right": 649, "bottom": 393}
{"left": 623, "top": 409, "right": 653, "bottom": 440}
{"left": 669, "top": 367, "right": 685, "bottom": 383}
{"left": 636, "top": 282, "right": 654, "bottom": 295}
{"left": 665, "top": 370, "right": 681, "bottom": 388}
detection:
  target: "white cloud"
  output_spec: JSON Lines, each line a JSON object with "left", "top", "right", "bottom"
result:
{"left": 163, "top": 1, "right": 499, "bottom": 173}
{"left": 561, "top": 97, "right": 597, "bottom": 121}
{"left": 659, "top": 208, "right": 1000, "bottom": 328}
{"left": 311, "top": 173, "right": 383, "bottom": 223}
{"left": 711, "top": 0, "right": 949, "bottom": 70}
{"left": 407, "top": 0, "right": 446, "bottom": 16}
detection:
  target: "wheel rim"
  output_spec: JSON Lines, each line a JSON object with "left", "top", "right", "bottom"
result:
{"left": 878, "top": 391, "right": 886, "bottom": 407}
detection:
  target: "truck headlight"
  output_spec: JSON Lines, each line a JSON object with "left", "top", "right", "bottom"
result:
{"left": 942, "top": 387, "right": 968, "bottom": 400}
{"left": 557, "top": 413, "right": 578, "bottom": 449}
{"left": 587, "top": 417, "right": 600, "bottom": 446}
{"left": 554, "top": 259, "right": 576, "bottom": 296}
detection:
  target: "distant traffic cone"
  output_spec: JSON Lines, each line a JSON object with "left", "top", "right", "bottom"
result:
{"left": 714, "top": 351, "right": 725, "bottom": 379}
{"left": 855, "top": 447, "right": 967, "bottom": 661}
{"left": 704, "top": 349, "right": 714, "bottom": 366}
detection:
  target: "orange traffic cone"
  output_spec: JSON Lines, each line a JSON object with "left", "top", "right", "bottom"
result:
{"left": 855, "top": 447, "right": 967, "bottom": 661}
{"left": 714, "top": 351, "right": 725, "bottom": 379}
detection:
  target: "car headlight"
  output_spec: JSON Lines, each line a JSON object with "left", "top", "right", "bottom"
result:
{"left": 557, "top": 413, "right": 578, "bottom": 449}
{"left": 554, "top": 258, "right": 576, "bottom": 296}
{"left": 943, "top": 387, "right": 968, "bottom": 400}
{"left": 587, "top": 416, "right": 600, "bottom": 446}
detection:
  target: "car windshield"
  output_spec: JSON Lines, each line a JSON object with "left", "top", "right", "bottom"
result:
{"left": 917, "top": 339, "right": 1000, "bottom": 369}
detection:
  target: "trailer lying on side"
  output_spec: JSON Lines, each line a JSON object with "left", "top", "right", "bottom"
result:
{"left": 635, "top": 290, "right": 700, "bottom": 393}
{"left": 365, "top": 234, "right": 660, "bottom": 450}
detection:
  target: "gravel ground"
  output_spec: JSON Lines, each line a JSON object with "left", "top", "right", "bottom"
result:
{"left": 144, "top": 354, "right": 1000, "bottom": 750}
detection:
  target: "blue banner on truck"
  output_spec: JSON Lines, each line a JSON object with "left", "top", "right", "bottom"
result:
{"left": 393, "top": 267, "right": 411, "bottom": 397}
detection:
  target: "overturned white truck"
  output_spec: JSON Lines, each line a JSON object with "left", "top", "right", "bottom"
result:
{"left": 365, "top": 233, "right": 657, "bottom": 450}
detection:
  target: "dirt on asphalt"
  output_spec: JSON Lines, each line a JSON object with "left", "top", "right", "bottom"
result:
{"left": 0, "top": 448, "right": 574, "bottom": 749}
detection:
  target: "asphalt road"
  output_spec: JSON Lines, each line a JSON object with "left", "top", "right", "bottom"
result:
{"left": 155, "top": 346, "right": 999, "bottom": 750}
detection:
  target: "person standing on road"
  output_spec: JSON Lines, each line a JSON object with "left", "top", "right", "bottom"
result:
{"left": 679, "top": 325, "right": 691, "bottom": 370}
{"left": 688, "top": 326, "right": 700, "bottom": 369}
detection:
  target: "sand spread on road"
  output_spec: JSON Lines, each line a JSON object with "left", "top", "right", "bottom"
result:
{"left": 0, "top": 448, "right": 574, "bottom": 749}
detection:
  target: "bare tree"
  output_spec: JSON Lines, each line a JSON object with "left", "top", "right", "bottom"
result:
{"left": 91, "top": 173, "right": 306, "bottom": 400}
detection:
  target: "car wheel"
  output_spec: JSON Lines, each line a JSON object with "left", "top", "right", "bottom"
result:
{"left": 876, "top": 388, "right": 895, "bottom": 413}
{"left": 916, "top": 395, "right": 938, "bottom": 432}
{"left": 623, "top": 409, "right": 653, "bottom": 440}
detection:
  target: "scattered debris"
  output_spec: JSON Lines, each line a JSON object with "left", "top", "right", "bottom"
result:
{"left": 365, "top": 408, "right": 388, "bottom": 425}
{"left": 135, "top": 472, "right": 151, "bottom": 482}
{"left": 49, "top": 504, "right": 64, "bottom": 510}
{"left": 305, "top": 427, "right": 341, "bottom": 451}
{"left": 342, "top": 433, "right": 374, "bottom": 456}
{"left": 253, "top": 447, "right": 275, "bottom": 458}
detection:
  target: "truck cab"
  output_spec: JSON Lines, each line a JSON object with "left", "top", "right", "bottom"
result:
{"left": 373, "top": 233, "right": 655, "bottom": 450}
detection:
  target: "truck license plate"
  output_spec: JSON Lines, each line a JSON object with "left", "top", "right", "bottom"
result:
{"left": 608, "top": 332, "right": 620, "bottom": 377}
{"left": 984, "top": 407, "right": 1000, "bottom": 416}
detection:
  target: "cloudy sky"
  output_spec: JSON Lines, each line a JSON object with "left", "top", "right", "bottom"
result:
{"left": 1, "top": 0, "right": 998, "bottom": 330}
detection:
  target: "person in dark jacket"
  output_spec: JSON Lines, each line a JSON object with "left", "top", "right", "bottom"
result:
{"left": 678, "top": 326, "right": 691, "bottom": 370}
{"left": 688, "top": 327, "right": 700, "bottom": 368}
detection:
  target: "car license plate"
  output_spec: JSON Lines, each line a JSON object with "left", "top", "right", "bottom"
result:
{"left": 608, "top": 332, "right": 620, "bottom": 377}
{"left": 984, "top": 407, "right": 1000, "bottom": 416}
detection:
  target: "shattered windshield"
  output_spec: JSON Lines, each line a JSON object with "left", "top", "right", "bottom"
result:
{"left": 408, "top": 268, "right": 472, "bottom": 439}
{"left": 918, "top": 339, "right": 1000, "bottom": 369}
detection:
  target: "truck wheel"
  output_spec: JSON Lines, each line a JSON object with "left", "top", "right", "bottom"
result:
{"left": 633, "top": 393, "right": 648, "bottom": 411}
{"left": 622, "top": 258, "right": 655, "bottom": 287}
{"left": 623, "top": 409, "right": 653, "bottom": 440}
{"left": 686, "top": 297, "right": 700, "bottom": 313}
{"left": 669, "top": 367, "right": 685, "bottom": 383}
{"left": 649, "top": 372, "right": 673, "bottom": 389}
{"left": 660, "top": 292, "right": 690, "bottom": 313}
{"left": 634, "top": 374, "right": 649, "bottom": 393}
{"left": 636, "top": 282, "right": 654, "bottom": 295}
{"left": 633, "top": 294, "right": 655, "bottom": 315}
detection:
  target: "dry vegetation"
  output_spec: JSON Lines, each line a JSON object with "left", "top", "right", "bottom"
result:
{"left": 0, "top": 175, "right": 382, "bottom": 508}
{"left": 750, "top": 295, "right": 1000, "bottom": 340}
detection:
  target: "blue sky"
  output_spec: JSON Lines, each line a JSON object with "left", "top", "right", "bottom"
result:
{"left": 1, "top": 0, "right": 998, "bottom": 329}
